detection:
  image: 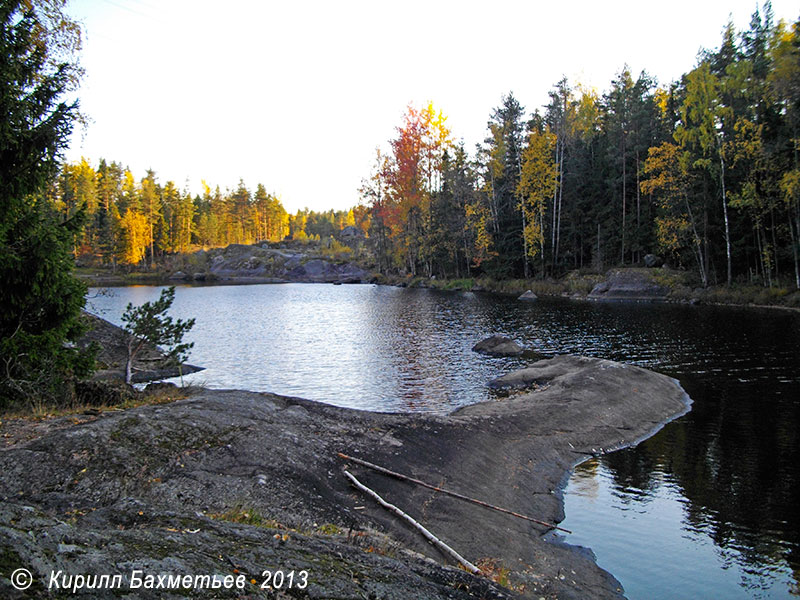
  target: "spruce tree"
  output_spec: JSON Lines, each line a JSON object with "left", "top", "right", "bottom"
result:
{"left": 0, "top": 1, "right": 93, "bottom": 407}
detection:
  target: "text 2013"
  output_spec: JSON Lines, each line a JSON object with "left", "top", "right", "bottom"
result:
{"left": 260, "top": 570, "right": 308, "bottom": 589}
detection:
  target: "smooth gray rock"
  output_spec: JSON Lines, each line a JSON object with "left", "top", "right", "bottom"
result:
{"left": 472, "top": 334, "right": 524, "bottom": 356}
{"left": 644, "top": 254, "right": 663, "bottom": 268}
{"left": 339, "top": 225, "right": 365, "bottom": 241}
{"left": 0, "top": 356, "right": 691, "bottom": 599}
{"left": 205, "top": 243, "right": 368, "bottom": 283}
{"left": 589, "top": 269, "right": 669, "bottom": 302}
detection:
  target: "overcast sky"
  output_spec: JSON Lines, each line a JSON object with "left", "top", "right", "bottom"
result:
{"left": 65, "top": 0, "right": 799, "bottom": 213}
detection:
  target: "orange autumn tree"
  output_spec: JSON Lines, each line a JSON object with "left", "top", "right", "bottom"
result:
{"left": 379, "top": 102, "right": 453, "bottom": 275}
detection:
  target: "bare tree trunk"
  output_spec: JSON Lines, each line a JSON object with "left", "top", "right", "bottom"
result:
{"left": 789, "top": 209, "right": 800, "bottom": 289}
{"left": 339, "top": 453, "right": 570, "bottom": 532}
{"left": 516, "top": 150, "right": 528, "bottom": 279}
{"left": 703, "top": 206, "right": 711, "bottom": 286}
{"left": 621, "top": 136, "right": 627, "bottom": 265}
{"left": 551, "top": 137, "right": 559, "bottom": 273}
{"left": 595, "top": 222, "right": 602, "bottom": 273}
{"left": 125, "top": 337, "right": 135, "bottom": 385}
{"left": 719, "top": 141, "right": 732, "bottom": 286}
{"left": 540, "top": 212, "right": 546, "bottom": 277}
{"left": 489, "top": 175, "right": 500, "bottom": 234}
{"left": 759, "top": 221, "right": 766, "bottom": 286}
{"left": 685, "top": 197, "right": 707, "bottom": 287}
{"left": 636, "top": 149, "right": 641, "bottom": 263}
{"left": 521, "top": 207, "right": 529, "bottom": 278}
{"left": 793, "top": 122, "right": 800, "bottom": 289}
{"left": 555, "top": 141, "right": 564, "bottom": 271}
{"left": 770, "top": 206, "right": 779, "bottom": 279}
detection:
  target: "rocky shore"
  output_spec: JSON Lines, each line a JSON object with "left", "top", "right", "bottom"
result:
{"left": 77, "top": 240, "right": 800, "bottom": 310}
{"left": 0, "top": 355, "right": 690, "bottom": 599}
{"left": 80, "top": 242, "right": 372, "bottom": 287}
{"left": 587, "top": 269, "right": 670, "bottom": 302}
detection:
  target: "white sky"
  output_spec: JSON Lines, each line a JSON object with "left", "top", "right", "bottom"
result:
{"left": 65, "top": 0, "right": 799, "bottom": 213}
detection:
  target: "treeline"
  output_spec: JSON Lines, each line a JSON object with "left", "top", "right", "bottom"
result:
{"left": 288, "top": 206, "right": 369, "bottom": 241}
{"left": 360, "top": 4, "right": 800, "bottom": 289}
{"left": 50, "top": 159, "right": 289, "bottom": 267}
{"left": 48, "top": 160, "right": 368, "bottom": 268}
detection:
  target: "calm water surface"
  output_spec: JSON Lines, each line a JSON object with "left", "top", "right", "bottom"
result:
{"left": 87, "top": 283, "right": 800, "bottom": 598}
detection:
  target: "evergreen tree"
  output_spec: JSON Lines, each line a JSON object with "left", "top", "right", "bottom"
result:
{"left": 0, "top": 1, "right": 93, "bottom": 407}
{"left": 140, "top": 169, "right": 160, "bottom": 266}
{"left": 479, "top": 92, "right": 527, "bottom": 278}
{"left": 121, "top": 286, "right": 194, "bottom": 385}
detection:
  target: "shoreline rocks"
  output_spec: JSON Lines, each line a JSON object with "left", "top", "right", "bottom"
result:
{"left": 589, "top": 269, "right": 670, "bottom": 302}
{"left": 0, "top": 355, "right": 690, "bottom": 599}
{"left": 201, "top": 243, "right": 371, "bottom": 284}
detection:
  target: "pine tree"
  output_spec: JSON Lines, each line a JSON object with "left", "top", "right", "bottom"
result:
{"left": 479, "top": 92, "right": 527, "bottom": 278}
{"left": 0, "top": 1, "right": 93, "bottom": 407}
{"left": 121, "top": 287, "right": 194, "bottom": 385}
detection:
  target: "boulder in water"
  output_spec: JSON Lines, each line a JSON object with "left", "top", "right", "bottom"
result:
{"left": 472, "top": 335, "right": 524, "bottom": 356}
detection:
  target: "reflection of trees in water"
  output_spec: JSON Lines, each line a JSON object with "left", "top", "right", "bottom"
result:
{"left": 367, "top": 288, "right": 516, "bottom": 410}
{"left": 600, "top": 374, "right": 800, "bottom": 589}
{"left": 571, "top": 458, "right": 600, "bottom": 502}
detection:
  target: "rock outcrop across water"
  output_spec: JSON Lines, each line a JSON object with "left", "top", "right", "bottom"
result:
{"left": 186, "top": 242, "right": 371, "bottom": 284}
{"left": 0, "top": 355, "right": 690, "bottom": 599}
{"left": 589, "top": 269, "right": 670, "bottom": 302}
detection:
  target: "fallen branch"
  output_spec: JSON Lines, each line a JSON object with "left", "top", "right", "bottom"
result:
{"left": 342, "top": 469, "right": 480, "bottom": 574}
{"left": 338, "top": 452, "right": 571, "bottom": 534}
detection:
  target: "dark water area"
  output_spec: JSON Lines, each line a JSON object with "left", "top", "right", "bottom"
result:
{"left": 87, "top": 283, "right": 800, "bottom": 598}
{"left": 562, "top": 306, "right": 800, "bottom": 599}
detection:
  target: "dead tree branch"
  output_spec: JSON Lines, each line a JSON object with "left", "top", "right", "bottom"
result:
{"left": 338, "top": 452, "right": 571, "bottom": 534}
{"left": 342, "top": 469, "right": 479, "bottom": 574}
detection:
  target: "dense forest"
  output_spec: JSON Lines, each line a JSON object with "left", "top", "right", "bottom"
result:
{"left": 359, "top": 4, "right": 800, "bottom": 289}
{"left": 50, "top": 160, "right": 367, "bottom": 269}
{"left": 53, "top": 3, "right": 800, "bottom": 292}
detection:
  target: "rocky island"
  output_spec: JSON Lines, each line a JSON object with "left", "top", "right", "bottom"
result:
{"left": 0, "top": 355, "right": 690, "bottom": 599}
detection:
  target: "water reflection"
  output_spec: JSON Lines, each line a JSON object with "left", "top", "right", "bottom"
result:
{"left": 88, "top": 284, "right": 800, "bottom": 597}
{"left": 564, "top": 341, "right": 800, "bottom": 598}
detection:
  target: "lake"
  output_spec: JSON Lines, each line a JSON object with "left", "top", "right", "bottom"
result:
{"left": 87, "top": 282, "right": 800, "bottom": 598}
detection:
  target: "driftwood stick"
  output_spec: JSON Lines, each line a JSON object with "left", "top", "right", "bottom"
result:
{"left": 338, "top": 452, "right": 571, "bottom": 534}
{"left": 343, "top": 469, "right": 480, "bottom": 574}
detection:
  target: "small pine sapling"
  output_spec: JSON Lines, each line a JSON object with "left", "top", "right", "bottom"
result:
{"left": 121, "top": 287, "right": 195, "bottom": 384}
